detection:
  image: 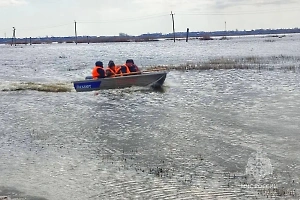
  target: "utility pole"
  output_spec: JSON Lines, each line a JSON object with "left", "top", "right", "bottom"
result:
{"left": 12, "top": 27, "right": 16, "bottom": 46}
{"left": 74, "top": 20, "right": 78, "bottom": 45}
{"left": 186, "top": 28, "right": 189, "bottom": 42}
{"left": 170, "top": 11, "right": 175, "bottom": 42}
{"left": 225, "top": 21, "right": 227, "bottom": 37}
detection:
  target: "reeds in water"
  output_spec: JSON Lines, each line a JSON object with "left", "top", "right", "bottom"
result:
{"left": 145, "top": 56, "right": 300, "bottom": 72}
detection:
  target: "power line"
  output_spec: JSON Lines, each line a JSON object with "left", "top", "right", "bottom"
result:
{"left": 217, "top": 2, "right": 300, "bottom": 7}
{"left": 0, "top": 15, "right": 168, "bottom": 37}
{"left": 78, "top": 14, "right": 168, "bottom": 24}
{"left": 2, "top": 8, "right": 297, "bottom": 34}
{"left": 17, "top": 23, "right": 72, "bottom": 32}
{"left": 1, "top": 9, "right": 299, "bottom": 38}
{"left": 178, "top": 7, "right": 300, "bottom": 16}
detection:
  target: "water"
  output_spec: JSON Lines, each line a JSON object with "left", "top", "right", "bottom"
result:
{"left": 0, "top": 34, "right": 300, "bottom": 199}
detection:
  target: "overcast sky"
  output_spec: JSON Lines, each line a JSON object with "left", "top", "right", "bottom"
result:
{"left": 0, "top": 0, "right": 299, "bottom": 38}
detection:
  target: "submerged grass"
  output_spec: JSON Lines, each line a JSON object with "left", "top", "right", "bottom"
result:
{"left": 145, "top": 55, "right": 300, "bottom": 72}
{"left": 1, "top": 82, "right": 71, "bottom": 92}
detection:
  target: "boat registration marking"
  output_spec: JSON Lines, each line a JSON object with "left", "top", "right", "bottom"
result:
{"left": 77, "top": 84, "right": 92, "bottom": 89}
{"left": 74, "top": 81, "right": 101, "bottom": 90}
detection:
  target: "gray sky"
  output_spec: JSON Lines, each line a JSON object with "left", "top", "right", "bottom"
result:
{"left": 0, "top": 0, "right": 299, "bottom": 38}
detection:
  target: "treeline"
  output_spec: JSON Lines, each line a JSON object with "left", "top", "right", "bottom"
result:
{"left": 0, "top": 36, "right": 158, "bottom": 45}
{"left": 171, "top": 28, "right": 300, "bottom": 38}
{"left": 143, "top": 28, "right": 300, "bottom": 38}
{"left": 1, "top": 28, "right": 300, "bottom": 44}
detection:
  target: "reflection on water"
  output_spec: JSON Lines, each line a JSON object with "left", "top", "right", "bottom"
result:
{"left": 0, "top": 35, "right": 300, "bottom": 199}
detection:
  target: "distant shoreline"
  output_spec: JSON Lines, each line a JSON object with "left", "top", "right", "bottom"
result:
{"left": 1, "top": 28, "right": 300, "bottom": 45}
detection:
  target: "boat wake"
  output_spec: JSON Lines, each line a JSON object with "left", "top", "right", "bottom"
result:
{"left": 0, "top": 82, "right": 72, "bottom": 93}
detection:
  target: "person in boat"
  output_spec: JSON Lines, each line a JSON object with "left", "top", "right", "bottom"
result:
{"left": 92, "top": 61, "right": 106, "bottom": 79}
{"left": 116, "top": 61, "right": 130, "bottom": 75}
{"left": 105, "top": 60, "right": 117, "bottom": 77}
{"left": 116, "top": 59, "right": 140, "bottom": 75}
{"left": 125, "top": 59, "right": 140, "bottom": 73}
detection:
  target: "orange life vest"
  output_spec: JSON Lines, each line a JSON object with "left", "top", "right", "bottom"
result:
{"left": 116, "top": 64, "right": 130, "bottom": 75}
{"left": 92, "top": 66, "right": 105, "bottom": 79}
{"left": 114, "top": 65, "right": 121, "bottom": 72}
{"left": 105, "top": 67, "right": 116, "bottom": 77}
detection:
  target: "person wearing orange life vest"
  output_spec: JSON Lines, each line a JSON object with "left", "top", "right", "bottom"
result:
{"left": 125, "top": 59, "right": 140, "bottom": 73}
{"left": 116, "top": 61, "right": 130, "bottom": 75}
{"left": 92, "top": 61, "right": 106, "bottom": 79}
{"left": 105, "top": 60, "right": 117, "bottom": 77}
{"left": 116, "top": 59, "right": 140, "bottom": 76}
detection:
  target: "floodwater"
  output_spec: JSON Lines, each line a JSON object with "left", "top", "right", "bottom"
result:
{"left": 0, "top": 34, "right": 300, "bottom": 200}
